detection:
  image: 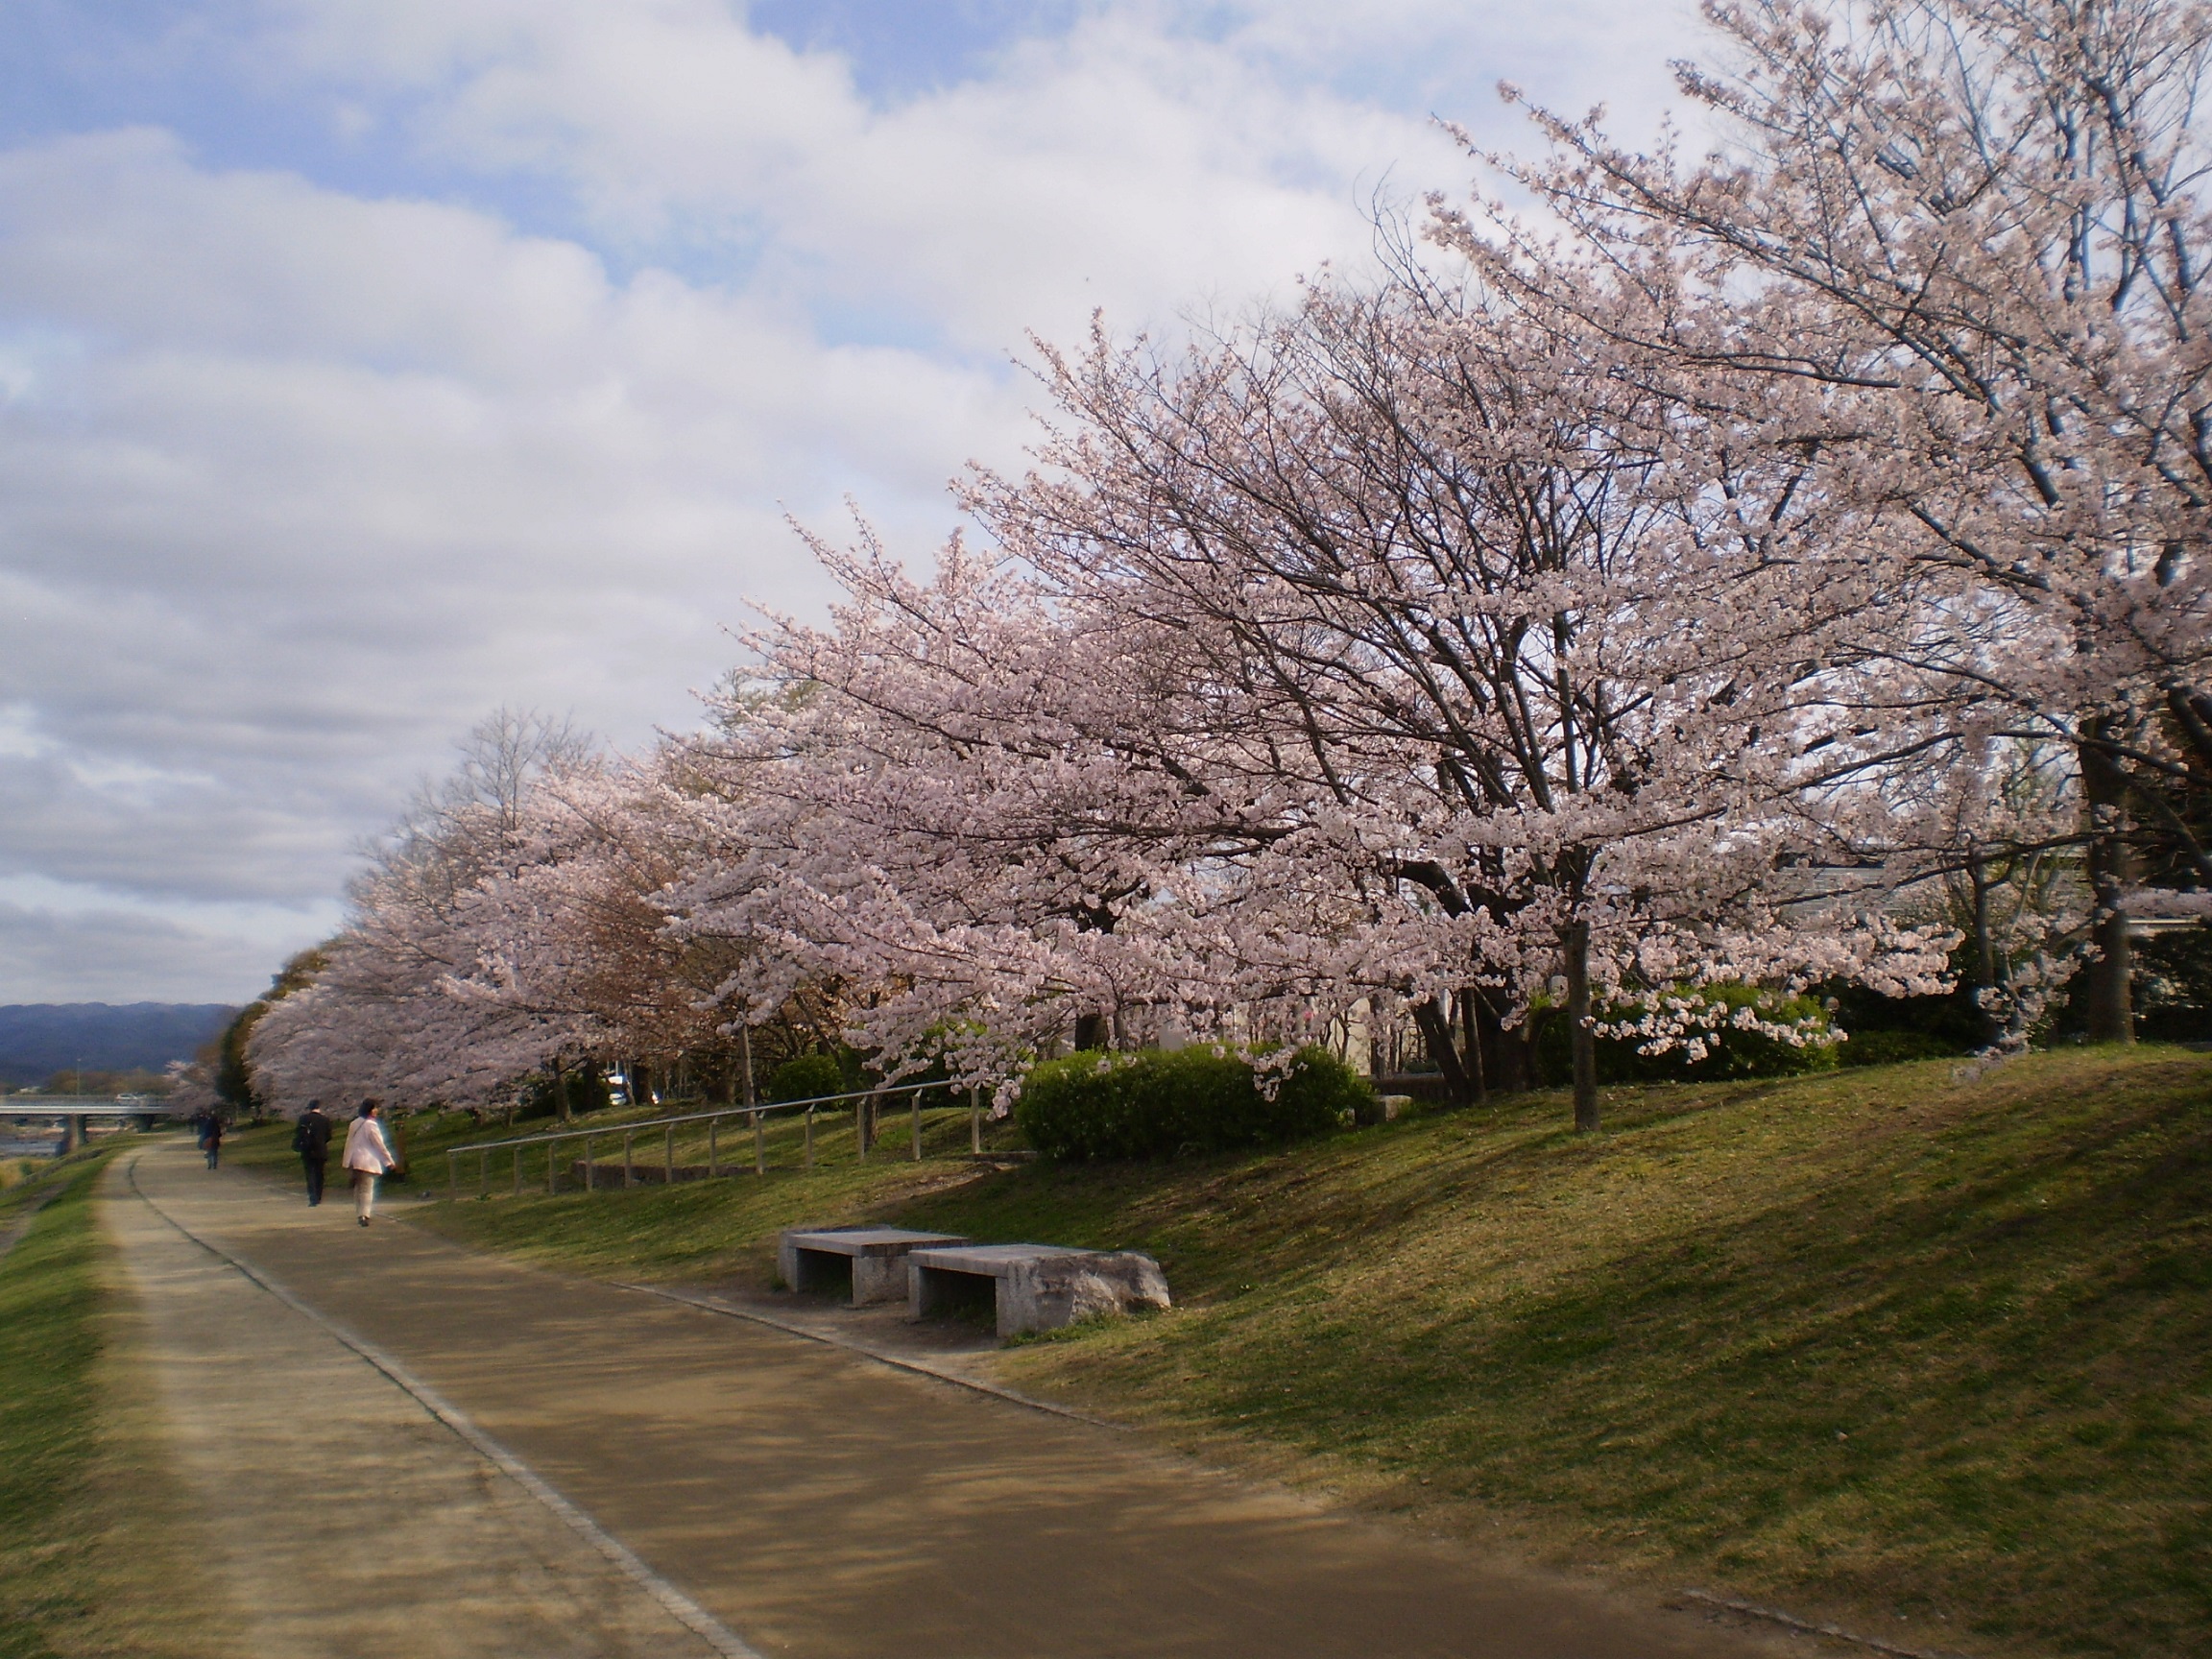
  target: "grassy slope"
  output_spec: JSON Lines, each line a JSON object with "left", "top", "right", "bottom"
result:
{"left": 0, "top": 1148, "right": 226, "bottom": 1659}
{"left": 239, "top": 1047, "right": 2210, "bottom": 1658}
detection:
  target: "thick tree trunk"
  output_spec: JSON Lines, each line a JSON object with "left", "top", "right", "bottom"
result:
{"left": 737, "top": 1024, "right": 756, "bottom": 1108}
{"left": 1564, "top": 921, "right": 1599, "bottom": 1133}
{"left": 1072, "top": 1011, "right": 1112, "bottom": 1052}
{"left": 702, "top": 1059, "right": 733, "bottom": 1107}
{"left": 548, "top": 1055, "right": 569, "bottom": 1124}
{"left": 1411, "top": 996, "right": 1477, "bottom": 1107}
{"left": 1473, "top": 993, "right": 1534, "bottom": 1094}
{"left": 1967, "top": 854, "right": 2004, "bottom": 1047}
{"left": 1457, "top": 990, "right": 1486, "bottom": 1105}
{"left": 2081, "top": 725, "right": 2136, "bottom": 1045}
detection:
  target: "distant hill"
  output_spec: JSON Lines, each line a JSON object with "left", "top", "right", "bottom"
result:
{"left": 0, "top": 1003, "right": 235, "bottom": 1089}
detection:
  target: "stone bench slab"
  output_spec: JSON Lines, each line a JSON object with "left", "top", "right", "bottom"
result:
{"left": 779, "top": 1227, "right": 972, "bottom": 1307}
{"left": 908, "top": 1243, "right": 1170, "bottom": 1338}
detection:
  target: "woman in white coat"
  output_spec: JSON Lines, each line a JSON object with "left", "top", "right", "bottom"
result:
{"left": 342, "top": 1100, "right": 397, "bottom": 1226}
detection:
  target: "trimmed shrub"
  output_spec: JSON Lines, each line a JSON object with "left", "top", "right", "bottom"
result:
{"left": 1535, "top": 984, "right": 1841, "bottom": 1086}
{"left": 2133, "top": 926, "right": 2212, "bottom": 1043}
{"left": 1016, "top": 1045, "right": 1367, "bottom": 1161}
{"left": 519, "top": 1063, "right": 612, "bottom": 1120}
{"left": 767, "top": 1052, "right": 846, "bottom": 1103}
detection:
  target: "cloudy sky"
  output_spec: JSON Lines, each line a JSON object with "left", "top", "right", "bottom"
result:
{"left": 0, "top": 0, "right": 1703, "bottom": 1005}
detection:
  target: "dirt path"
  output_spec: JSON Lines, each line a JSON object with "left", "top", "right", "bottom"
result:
{"left": 107, "top": 1147, "right": 735, "bottom": 1659}
{"left": 113, "top": 1138, "right": 1800, "bottom": 1659}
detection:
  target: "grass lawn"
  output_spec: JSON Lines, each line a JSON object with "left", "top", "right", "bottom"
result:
{"left": 0, "top": 1145, "right": 227, "bottom": 1659}
{"left": 233, "top": 1047, "right": 2212, "bottom": 1657}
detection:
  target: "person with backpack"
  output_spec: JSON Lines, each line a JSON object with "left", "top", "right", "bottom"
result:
{"left": 342, "top": 1100, "right": 397, "bottom": 1227}
{"left": 291, "top": 1099, "right": 333, "bottom": 1206}
{"left": 197, "top": 1109, "right": 224, "bottom": 1170}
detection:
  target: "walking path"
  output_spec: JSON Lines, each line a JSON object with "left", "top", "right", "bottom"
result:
{"left": 108, "top": 1148, "right": 725, "bottom": 1658}
{"left": 110, "top": 1138, "right": 1796, "bottom": 1659}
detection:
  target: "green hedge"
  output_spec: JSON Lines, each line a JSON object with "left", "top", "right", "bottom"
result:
{"left": 767, "top": 1052, "right": 846, "bottom": 1102}
{"left": 1016, "top": 1045, "right": 1369, "bottom": 1161}
{"left": 1535, "top": 984, "right": 1840, "bottom": 1086}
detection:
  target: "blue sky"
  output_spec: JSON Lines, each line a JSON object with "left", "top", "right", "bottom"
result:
{"left": 0, "top": 0, "right": 1702, "bottom": 1003}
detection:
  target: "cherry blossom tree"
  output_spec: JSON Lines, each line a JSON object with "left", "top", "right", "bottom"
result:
{"left": 1466, "top": 0, "right": 2212, "bottom": 1040}
{"left": 248, "top": 711, "right": 610, "bottom": 1112}
{"left": 695, "top": 263, "right": 1952, "bottom": 1130}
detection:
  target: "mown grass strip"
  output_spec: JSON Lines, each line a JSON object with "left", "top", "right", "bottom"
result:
{"left": 0, "top": 1156, "right": 116, "bottom": 1659}
{"left": 0, "top": 1146, "right": 227, "bottom": 1659}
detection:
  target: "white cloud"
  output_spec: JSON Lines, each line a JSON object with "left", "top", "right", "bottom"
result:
{"left": 249, "top": 0, "right": 1477, "bottom": 340}
{"left": 0, "top": 132, "right": 1020, "bottom": 928}
{"left": 0, "top": 0, "right": 1712, "bottom": 999}
{"left": 0, "top": 876, "right": 339, "bottom": 1002}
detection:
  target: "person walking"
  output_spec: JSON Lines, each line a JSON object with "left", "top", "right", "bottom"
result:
{"left": 292, "top": 1099, "right": 333, "bottom": 1206}
{"left": 342, "top": 1100, "right": 397, "bottom": 1227}
{"left": 198, "top": 1110, "right": 224, "bottom": 1170}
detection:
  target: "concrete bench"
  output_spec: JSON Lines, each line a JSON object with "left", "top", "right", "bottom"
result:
{"left": 778, "top": 1227, "right": 972, "bottom": 1307}
{"left": 907, "top": 1243, "right": 1170, "bottom": 1339}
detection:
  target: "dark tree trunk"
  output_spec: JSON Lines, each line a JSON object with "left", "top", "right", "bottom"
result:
{"left": 1411, "top": 996, "right": 1477, "bottom": 1107}
{"left": 2081, "top": 725, "right": 2137, "bottom": 1045}
{"left": 1072, "top": 1011, "right": 1112, "bottom": 1051}
{"left": 1458, "top": 990, "right": 1486, "bottom": 1105}
{"left": 1472, "top": 992, "right": 1534, "bottom": 1094}
{"left": 548, "top": 1055, "right": 569, "bottom": 1124}
{"left": 1967, "top": 854, "right": 2004, "bottom": 1046}
{"left": 1564, "top": 921, "right": 1599, "bottom": 1133}
{"left": 702, "top": 1058, "right": 733, "bottom": 1107}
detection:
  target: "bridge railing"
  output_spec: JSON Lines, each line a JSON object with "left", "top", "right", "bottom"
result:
{"left": 441, "top": 1080, "right": 995, "bottom": 1198}
{"left": 2, "top": 1095, "right": 190, "bottom": 1118}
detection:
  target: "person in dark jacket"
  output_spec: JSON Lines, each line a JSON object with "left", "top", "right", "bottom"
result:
{"left": 198, "top": 1109, "right": 224, "bottom": 1169}
{"left": 292, "top": 1099, "right": 334, "bottom": 1206}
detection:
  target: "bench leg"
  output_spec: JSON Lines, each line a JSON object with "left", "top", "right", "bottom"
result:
{"left": 910, "top": 1264, "right": 946, "bottom": 1318}
{"left": 853, "top": 1253, "right": 919, "bottom": 1306}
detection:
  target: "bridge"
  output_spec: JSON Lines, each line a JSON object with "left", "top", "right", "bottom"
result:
{"left": 2, "top": 1094, "right": 192, "bottom": 1153}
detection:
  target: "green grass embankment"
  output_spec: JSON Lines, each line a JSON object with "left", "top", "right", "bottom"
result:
{"left": 245, "top": 1048, "right": 2209, "bottom": 1658}
{"left": 0, "top": 1146, "right": 224, "bottom": 1659}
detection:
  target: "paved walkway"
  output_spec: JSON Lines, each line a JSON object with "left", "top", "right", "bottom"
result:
{"left": 107, "top": 1149, "right": 721, "bottom": 1658}
{"left": 111, "top": 1139, "right": 1792, "bottom": 1659}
